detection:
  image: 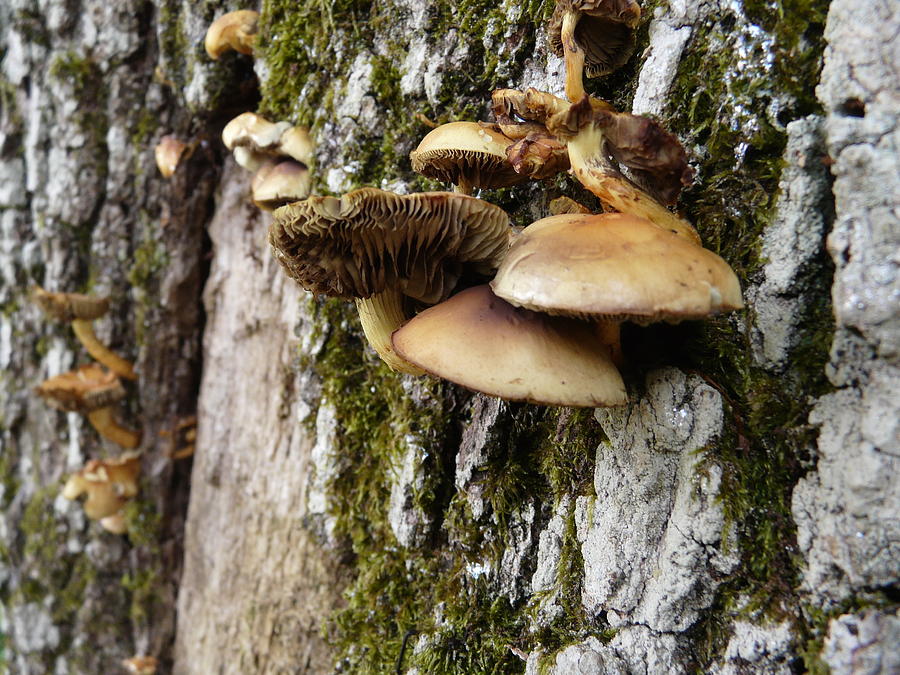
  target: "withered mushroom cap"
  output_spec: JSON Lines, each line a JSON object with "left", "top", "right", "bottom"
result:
{"left": 222, "top": 112, "right": 285, "bottom": 153}
{"left": 251, "top": 160, "right": 311, "bottom": 211}
{"left": 269, "top": 187, "right": 511, "bottom": 305}
{"left": 392, "top": 284, "right": 626, "bottom": 407}
{"left": 31, "top": 286, "right": 109, "bottom": 322}
{"left": 409, "top": 121, "right": 525, "bottom": 191}
{"left": 548, "top": 0, "right": 641, "bottom": 78}
{"left": 205, "top": 10, "right": 259, "bottom": 60}
{"left": 491, "top": 212, "right": 743, "bottom": 324}
{"left": 36, "top": 363, "right": 125, "bottom": 414}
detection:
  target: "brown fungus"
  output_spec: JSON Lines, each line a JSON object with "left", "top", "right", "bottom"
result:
{"left": 251, "top": 160, "right": 312, "bottom": 211}
{"left": 62, "top": 451, "right": 141, "bottom": 520}
{"left": 392, "top": 284, "right": 626, "bottom": 407}
{"left": 269, "top": 188, "right": 511, "bottom": 373}
{"left": 36, "top": 364, "right": 142, "bottom": 448}
{"left": 32, "top": 286, "right": 137, "bottom": 381}
{"left": 154, "top": 135, "right": 188, "bottom": 178}
{"left": 548, "top": 0, "right": 641, "bottom": 101}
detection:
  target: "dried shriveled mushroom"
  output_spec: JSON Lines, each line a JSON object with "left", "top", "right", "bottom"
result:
{"left": 269, "top": 188, "right": 511, "bottom": 373}
{"left": 32, "top": 286, "right": 137, "bottom": 381}
{"left": 492, "top": 88, "right": 699, "bottom": 243}
{"left": 548, "top": 0, "right": 641, "bottom": 101}
{"left": 251, "top": 160, "right": 312, "bottom": 211}
{"left": 36, "top": 364, "right": 141, "bottom": 448}
{"left": 392, "top": 284, "right": 626, "bottom": 407}
{"left": 63, "top": 451, "right": 141, "bottom": 520}
{"left": 410, "top": 121, "right": 526, "bottom": 194}
{"left": 205, "top": 10, "right": 259, "bottom": 60}
{"left": 154, "top": 135, "right": 188, "bottom": 178}
{"left": 491, "top": 212, "right": 743, "bottom": 359}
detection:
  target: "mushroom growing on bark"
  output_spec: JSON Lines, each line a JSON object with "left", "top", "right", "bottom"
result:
{"left": 222, "top": 112, "right": 313, "bottom": 171}
{"left": 205, "top": 10, "right": 259, "bottom": 60}
{"left": 154, "top": 135, "right": 188, "bottom": 178}
{"left": 392, "top": 285, "right": 626, "bottom": 407}
{"left": 32, "top": 286, "right": 137, "bottom": 381}
{"left": 492, "top": 88, "right": 699, "bottom": 244}
{"left": 269, "top": 188, "right": 511, "bottom": 373}
{"left": 548, "top": 0, "right": 641, "bottom": 101}
{"left": 35, "top": 363, "right": 142, "bottom": 448}
{"left": 491, "top": 212, "right": 743, "bottom": 361}
{"left": 251, "top": 160, "right": 312, "bottom": 211}
{"left": 62, "top": 451, "right": 141, "bottom": 520}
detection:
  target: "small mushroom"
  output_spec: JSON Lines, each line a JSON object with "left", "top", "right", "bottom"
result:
{"left": 36, "top": 364, "right": 142, "bottom": 448}
{"left": 391, "top": 285, "right": 626, "bottom": 407}
{"left": 121, "top": 655, "right": 158, "bottom": 675}
{"left": 251, "top": 160, "right": 312, "bottom": 211}
{"left": 154, "top": 135, "right": 188, "bottom": 178}
{"left": 32, "top": 286, "right": 137, "bottom": 381}
{"left": 63, "top": 451, "right": 141, "bottom": 520}
{"left": 100, "top": 510, "right": 128, "bottom": 535}
{"left": 409, "top": 121, "right": 526, "bottom": 194}
{"left": 269, "top": 188, "right": 511, "bottom": 373}
{"left": 491, "top": 212, "right": 743, "bottom": 360}
{"left": 222, "top": 113, "right": 313, "bottom": 171}
{"left": 205, "top": 10, "right": 259, "bottom": 60}
{"left": 548, "top": 0, "right": 641, "bottom": 101}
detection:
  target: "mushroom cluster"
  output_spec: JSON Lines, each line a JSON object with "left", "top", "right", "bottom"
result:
{"left": 259, "top": 0, "right": 744, "bottom": 408}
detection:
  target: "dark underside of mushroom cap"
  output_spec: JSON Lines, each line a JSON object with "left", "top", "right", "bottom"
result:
{"left": 269, "top": 188, "right": 510, "bottom": 304}
{"left": 548, "top": 2, "right": 639, "bottom": 77}
{"left": 409, "top": 148, "right": 526, "bottom": 189}
{"left": 33, "top": 289, "right": 110, "bottom": 322}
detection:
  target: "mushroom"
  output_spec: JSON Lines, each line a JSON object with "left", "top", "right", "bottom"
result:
{"left": 121, "top": 656, "right": 158, "bottom": 675}
{"left": 62, "top": 451, "right": 141, "bottom": 520}
{"left": 492, "top": 88, "right": 700, "bottom": 244}
{"left": 154, "top": 135, "right": 188, "bottom": 178}
{"left": 100, "top": 510, "right": 128, "bottom": 534}
{"left": 391, "top": 285, "right": 626, "bottom": 407}
{"left": 35, "top": 363, "right": 142, "bottom": 448}
{"left": 251, "top": 160, "right": 311, "bottom": 211}
{"left": 222, "top": 113, "right": 313, "bottom": 171}
{"left": 205, "top": 10, "right": 259, "bottom": 60}
{"left": 409, "top": 121, "right": 526, "bottom": 194}
{"left": 32, "top": 286, "right": 137, "bottom": 381}
{"left": 490, "top": 212, "right": 743, "bottom": 360}
{"left": 547, "top": 0, "right": 641, "bottom": 101}
{"left": 269, "top": 188, "right": 511, "bottom": 373}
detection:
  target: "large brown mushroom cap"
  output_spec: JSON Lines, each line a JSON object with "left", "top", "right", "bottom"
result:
{"left": 392, "top": 285, "right": 626, "bottom": 407}
{"left": 269, "top": 188, "right": 511, "bottom": 305}
{"left": 35, "top": 363, "right": 125, "bottom": 414}
{"left": 409, "top": 121, "right": 526, "bottom": 190}
{"left": 491, "top": 212, "right": 743, "bottom": 324}
{"left": 548, "top": 0, "right": 641, "bottom": 78}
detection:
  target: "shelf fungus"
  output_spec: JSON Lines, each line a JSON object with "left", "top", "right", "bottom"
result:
{"left": 269, "top": 188, "right": 511, "bottom": 373}
{"left": 154, "top": 135, "right": 189, "bottom": 178}
{"left": 548, "top": 0, "right": 641, "bottom": 101}
{"left": 205, "top": 10, "right": 259, "bottom": 60}
{"left": 35, "top": 363, "right": 142, "bottom": 449}
{"left": 392, "top": 284, "right": 626, "bottom": 407}
{"left": 32, "top": 286, "right": 137, "bottom": 381}
{"left": 491, "top": 212, "right": 744, "bottom": 361}
{"left": 62, "top": 451, "right": 141, "bottom": 520}
{"left": 492, "top": 88, "right": 699, "bottom": 244}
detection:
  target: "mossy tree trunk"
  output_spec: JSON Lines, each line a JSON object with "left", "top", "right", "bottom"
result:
{"left": 1, "top": 0, "right": 897, "bottom": 673}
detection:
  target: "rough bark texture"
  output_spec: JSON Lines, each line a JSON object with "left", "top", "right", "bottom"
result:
{"left": 1, "top": 0, "right": 897, "bottom": 674}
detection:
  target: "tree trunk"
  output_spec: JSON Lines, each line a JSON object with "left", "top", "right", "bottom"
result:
{"left": 1, "top": 1, "right": 897, "bottom": 673}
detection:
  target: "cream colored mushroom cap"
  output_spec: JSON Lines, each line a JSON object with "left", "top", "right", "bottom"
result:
{"left": 491, "top": 212, "right": 743, "bottom": 323}
{"left": 410, "top": 121, "right": 525, "bottom": 189}
{"left": 154, "top": 135, "right": 187, "bottom": 178}
{"left": 251, "top": 160, "right": 311, "bottom": 211}
{"left": 222, "top": 112, "right": 285, "bottom": 152}
{"left": 278, "top": 126, "right": 314, "bottom": 166}
{"left": 205, "top": 10, "right": 259, "bottom": 60}
{"left": 392, "top": 285, "right": 626, "bottom": 407}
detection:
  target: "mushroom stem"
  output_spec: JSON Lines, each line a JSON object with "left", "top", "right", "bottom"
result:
{"left": 562, "top": 11, "right": 586, "bottom": 103}
{"left": 71, "top": 319, "right": 138, "bottom": 381}
{"left": 86, "top": 407, "right": 142, "bottom": 449}
{"left": 567, "top": 126, "right": 701, "bottom": 245}
{"left": 594, "top": 320, "right": 624, "bottom": 368}
{"left": 355, "top": 290, "right": 425, "bottom": 375}
{"left": 453, "top": 177, "right": 474, "bottom": 196}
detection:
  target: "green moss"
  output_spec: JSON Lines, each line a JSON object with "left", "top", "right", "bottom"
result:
{"left": 47, "top": 52, "right": 109, "bottom": 152}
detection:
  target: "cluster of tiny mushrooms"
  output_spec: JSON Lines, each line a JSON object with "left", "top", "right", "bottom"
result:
{"left": 168, "top": 1, "right": 742, "bottom": 411}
